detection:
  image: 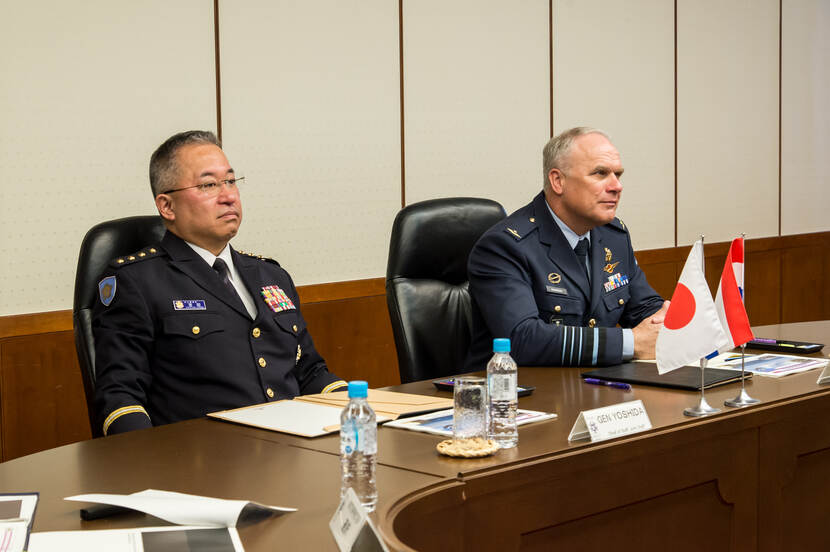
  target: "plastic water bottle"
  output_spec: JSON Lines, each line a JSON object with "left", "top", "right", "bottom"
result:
{"left": 487, "top": 338, "right": 518, "bottom": 448}
{"left": 340, "top": 380, "right": 378, "bottom": 511}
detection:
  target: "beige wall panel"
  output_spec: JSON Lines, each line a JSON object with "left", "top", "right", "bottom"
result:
{"left": 552, "top": 0, "right": 675, "bottom": 251}
{"left": 0, "top": 2, "right": 216, "bottom": 316}
{"left": 403, "top": 0, "right": 550, "bottom": 215}
{"left": 219, "top": 1, "right": 400, "bottom": 285}
{"left": 677, "top": 0, "right": 779, "bottom": 245}
{"left": 781, "top": 0, "right": 830, "bottom": 235}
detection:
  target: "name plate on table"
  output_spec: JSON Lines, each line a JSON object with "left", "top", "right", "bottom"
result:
{"left": 329, "top": 488, "right": 389, "bottom": 552}
{"left": 567, "top": 399, "right": 652, "bottom": 443}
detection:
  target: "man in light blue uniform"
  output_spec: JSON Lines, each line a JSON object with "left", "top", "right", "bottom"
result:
{"left": 466, "top": 127, "right": 669, "bottom": 370}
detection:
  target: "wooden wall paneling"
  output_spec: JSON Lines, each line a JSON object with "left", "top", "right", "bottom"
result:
{"left": 0, "top": 311, "right": 73, "bottom": 340}
{"left": 824, "top": 238, "right": 830, "bottom": 320}
{"left": 0, "top": 345, "right": 3, "bottom": 460}
{"left": 299, "top": 295, "right": 400, "bottom": 389}
{"left": 0, "top": 331, "right": 91, "bottom": 461}
{"left": 744, "top": 248, "right": 782, "bottom": 326}
{"left": 780, "top": 245, "right": 825, "bottom": 323}
{"left": 636, "top": 260, "right": 679, "bottom": 302}
{"left": 704, "top": 246, "right": 729, "bottom": 298}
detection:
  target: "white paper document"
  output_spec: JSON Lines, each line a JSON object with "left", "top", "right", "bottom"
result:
{"left": 29, "top": 525, "right": 243, "bottom": 552}
{"left": 0, "top": 520, "right": 30, "bottom": 552}
{"left": 383, "top": 408, "right": 557, "bottom": 437}
{"left": 208, "top": 400, "right": 391, "bottom": 437}
{"left": 0, "top": 492, "right": 39, "bottom": 552}
{"left": 65, "top": 489, "right": 294, "bottom": 528}
{"left": 709, "top": 352, "right": 828, "bottom": 377}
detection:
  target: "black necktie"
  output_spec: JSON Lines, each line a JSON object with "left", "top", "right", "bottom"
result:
{"left": 212, "top": 258, "right": 241, "bottom": 299}
{"left": 574, "top": 238, "right": 590, "bottom": 283}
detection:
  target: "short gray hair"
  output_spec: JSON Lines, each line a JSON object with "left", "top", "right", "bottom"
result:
{"left": 149, "top": 130, "right": 221, "bottom": 196}
{"left": 542, "top": 127, "right": 610, "bottom": 191}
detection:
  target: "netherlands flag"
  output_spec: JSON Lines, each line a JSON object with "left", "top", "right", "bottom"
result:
{"left": 715, "top": 237, "right": 754, "bottom": 353}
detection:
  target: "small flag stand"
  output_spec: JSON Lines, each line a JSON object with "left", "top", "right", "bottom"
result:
{"left": 724, "top": 343, "right": 759, "bottom": 407}
{"left": 684, "top": 357, "right": 721, "bottom": 417}
{"left": 724, "top": 234, "right": 760, "bottom": 407}
{"left": 681, "top": 235, "right": 721, "bottom": 417}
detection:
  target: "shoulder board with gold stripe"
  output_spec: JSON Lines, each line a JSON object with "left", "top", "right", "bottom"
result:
{"left": 109, "top": 246, "right": 161, "bottom": 268}
{"left": 606, "top": 217, "right": 628, "bottom": 233}
{"left": 237, "top": 250, "right": 281, "bottom": 267}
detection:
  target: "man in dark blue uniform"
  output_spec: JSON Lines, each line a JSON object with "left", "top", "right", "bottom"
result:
{"left": 466, "top": 127, "right": 669, "bottom": 370}
{"left": 93, "top": 130, "right": 346, "bottom": 436}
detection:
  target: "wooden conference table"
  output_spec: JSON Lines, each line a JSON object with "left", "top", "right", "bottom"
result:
{"left": 3, "top": 321, "right": 830, "bottom": 551}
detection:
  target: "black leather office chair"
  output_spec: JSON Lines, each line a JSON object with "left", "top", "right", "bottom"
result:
{"left": 73, "top": 215, "right": 166, "bottom": 436}
{"left": 386, "top": 198, "right": 506, "bottom": 383}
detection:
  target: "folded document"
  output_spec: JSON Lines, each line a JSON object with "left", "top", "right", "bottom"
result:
{"left": 65, "top": 489, "right": 294, "bottom": 527}
{"left": 209, "top": 390, "right": 453, "bottom": 437}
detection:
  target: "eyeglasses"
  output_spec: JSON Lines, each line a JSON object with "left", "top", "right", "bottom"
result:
{"left": 162, "top": 176, "right": 245, "bottom": 196}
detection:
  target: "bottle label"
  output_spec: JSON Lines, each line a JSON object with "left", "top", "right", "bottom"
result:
{"left": 340, "top": 421, "right": 377, "bottom": 455}
{"left": 489, "top": 373, "right": 517, "bottom": 401}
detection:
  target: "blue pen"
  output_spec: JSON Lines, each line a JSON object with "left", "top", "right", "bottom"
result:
{"left": 584, "top": 378, "right": 631, "bottom": 391}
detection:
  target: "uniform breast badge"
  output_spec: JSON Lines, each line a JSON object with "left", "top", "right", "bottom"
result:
{"left": 603, "top": 261, "right": 620, "bottom": 273}
{"left": 605, "top": 247, "right": 613, "bottom": 262}
{"left": 261, "top": 285, "right": 296, "bottom": 313}
{"left": 548, "top": 273, "right": 562, "bottom": 284}
{"left": 603, "top": 272, "right": 630, "bottom": 293}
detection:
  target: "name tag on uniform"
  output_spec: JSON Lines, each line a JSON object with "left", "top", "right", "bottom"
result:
{"left": 546, "top": 285, "right": 568, "bottom": 296}
{"left": 173, "top": 299, "right": 206, "bottom": 310}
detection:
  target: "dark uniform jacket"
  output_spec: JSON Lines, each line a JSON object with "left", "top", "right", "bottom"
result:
{"left": 92, "top": 231, "right": 345, "bottom": 436}
{"left": 465, "top": 192, "right": 664, "bottom": 370}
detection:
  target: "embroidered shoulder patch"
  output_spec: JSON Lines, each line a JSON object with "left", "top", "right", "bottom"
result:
{"left": 98, "top": 276, "right": 117, "bottom": 306}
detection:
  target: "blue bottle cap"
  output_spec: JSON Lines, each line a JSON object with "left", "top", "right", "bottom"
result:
{"left": 493, "top": 338, "right": 511, "bottom": 353}
{"left": 348, "top": 380, "right": 369, "bottom": 398}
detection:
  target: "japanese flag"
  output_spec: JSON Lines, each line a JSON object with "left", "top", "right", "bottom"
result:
{"left": 656, "top": 240, "right": 729, "bottom": 374}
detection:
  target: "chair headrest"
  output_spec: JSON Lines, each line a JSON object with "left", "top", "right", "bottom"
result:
{"left": 73, "top": 215, "right": 166, "bottom": 313}
{"left": 386, "top": 197, "right": 506, "bottom": 285}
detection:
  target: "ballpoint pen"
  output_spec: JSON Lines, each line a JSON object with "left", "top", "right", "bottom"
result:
{"left": 583, "top": 378, "right": 631, "bottom": 391}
